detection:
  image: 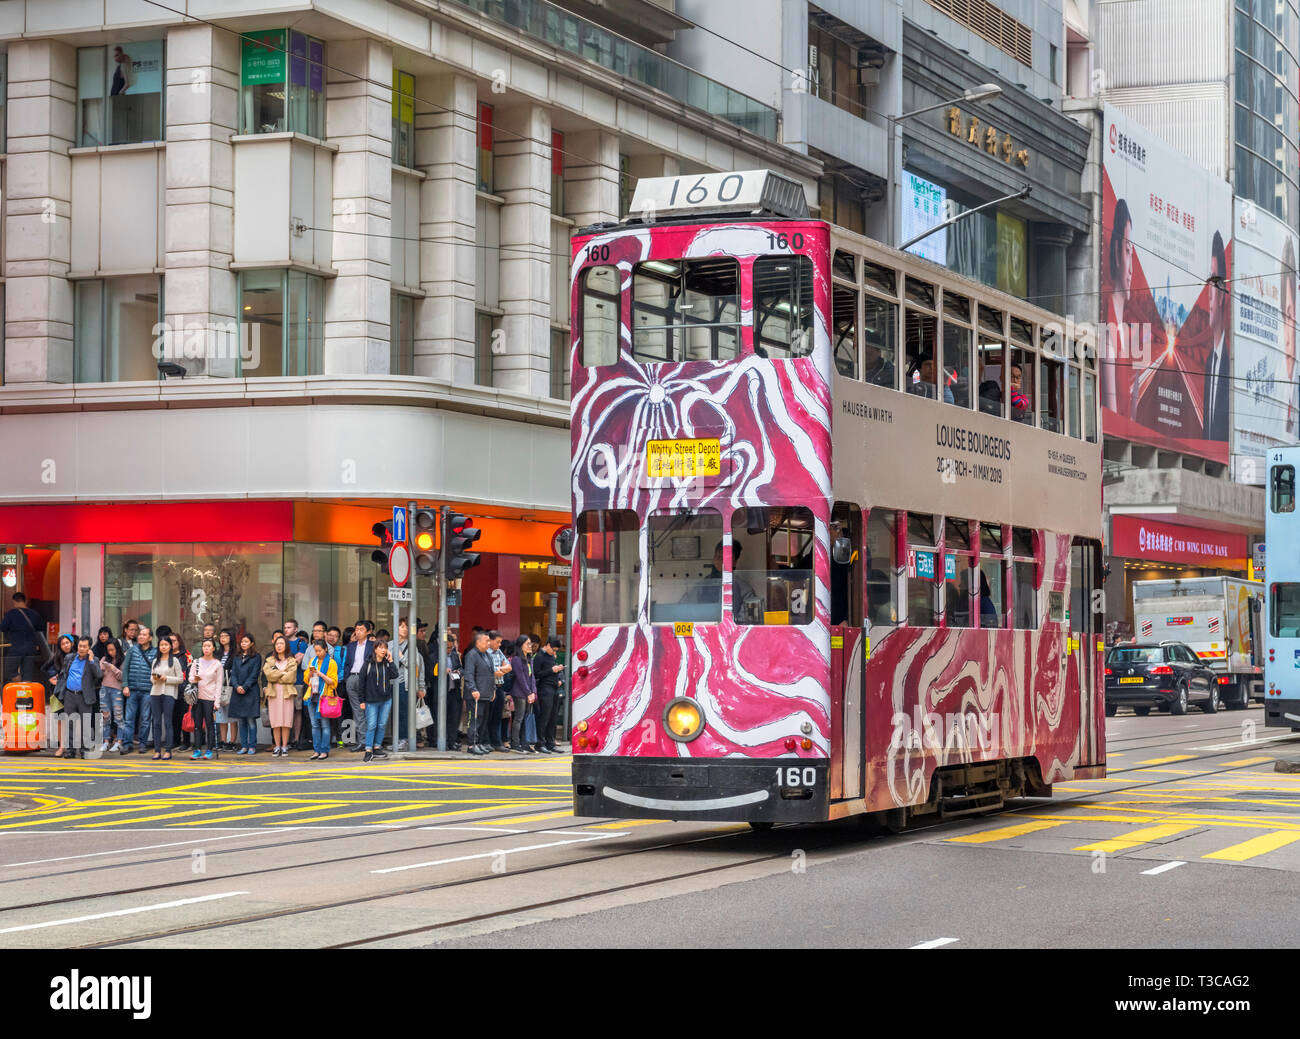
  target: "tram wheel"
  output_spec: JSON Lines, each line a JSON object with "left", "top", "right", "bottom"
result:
{"left": 749, "top": 821, "right": 775, "bottom": 832}
{"left": 1133, "top": 706, "right": 1150, "bottom": 717}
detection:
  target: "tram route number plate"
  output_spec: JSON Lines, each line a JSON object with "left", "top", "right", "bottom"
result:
{"left": 646, "top": 438, "right": 721, "bottom": 479}
{"left": 674, "top": 622, "right": 694, "bottom": 637}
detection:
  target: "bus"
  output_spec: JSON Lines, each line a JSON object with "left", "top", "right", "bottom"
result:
{"left": 566, "top": 169, "right": 1106, "bottom": 829}
{"left": 1265, "top": 447, "right": 1300, "bottom": 729}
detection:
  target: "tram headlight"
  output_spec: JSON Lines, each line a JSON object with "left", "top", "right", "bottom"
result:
{"left": 663, "top": 697, "right": 703, "bottom": 742}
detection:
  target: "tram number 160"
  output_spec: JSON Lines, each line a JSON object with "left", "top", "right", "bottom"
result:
{"left": 776, "top": 766, "right": 817, "bottom": 788}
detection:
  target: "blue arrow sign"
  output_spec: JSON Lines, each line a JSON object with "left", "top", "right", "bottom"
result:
{"left": 393, "top": 506, "right": 406, "bottom": 544}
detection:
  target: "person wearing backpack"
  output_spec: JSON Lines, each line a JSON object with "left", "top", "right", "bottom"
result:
{"left": 0, "top": 592, "right": 48, "bottom": 683}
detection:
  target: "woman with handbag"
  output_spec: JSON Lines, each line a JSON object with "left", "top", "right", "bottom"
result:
{"left": 169, "top": 633, "right": 193, "bottom": 751}
{"left": 509, "top": 636, "right": 538, "bottom": 754}
{"left": 261, "top": 635, "right": 298, "bottom": 757}
{"left": 228, "top": 634, "right": 262, "bottom": 755}
{"left": 47, "top": 634, "right": 74, "bottom": 757}
{"left": 188, "top": 637, "right": 224, "bottom": 760}
{"left": 303, "top": 638, "right": 340, "bottom": 761}
{"left": 217, "top": 628, "right": 238, "bottom": 750}
{"left": 149, "top": 636, "right": 185, "bottom": 761}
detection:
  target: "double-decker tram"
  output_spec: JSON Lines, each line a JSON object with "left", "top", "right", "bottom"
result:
{"left": 567, "top": 170, "right": 1106, "bottom": 829}
{"left": 1265, "top": 446, "right": 1300, "bottom": 729}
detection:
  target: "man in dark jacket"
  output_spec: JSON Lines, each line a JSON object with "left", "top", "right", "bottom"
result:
{"left": 0, "top": 593, "right": 45, "bottom": 682}
{"left": 532, "top": 637, "right": 565, "bottom": 754}
{"left": 341, "top": 621, "right": 375, "bottom": 752}
{"left": 462, "top": 631, "right": 496, "bottom": 755}
{"left": 121, "top": 627, "right": 158, "bottom": 755}
{"left": 57, "top": 636, "right": 102, "bottom": 757}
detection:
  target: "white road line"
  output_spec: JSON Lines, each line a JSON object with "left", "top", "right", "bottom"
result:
{"left": 910, "top": 937, "right": 959, "bottom": 949}
{"left": 0, "top": 891, "right": 249, "bottom": 935}
{"left": 1141, "top": 861, "right": 1187, "bottom": 876}
{"left": 1193, "top": 732, "right": 1298, "bottom": 751}
{"left": 0, "top": 832, "right": 288, "bottom": 867}
{"left": 371, "top": 833, "right": 618, "bottom": 874}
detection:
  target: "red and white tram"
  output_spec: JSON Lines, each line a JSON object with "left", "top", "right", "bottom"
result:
{"left": 567, "top": 170, "right": 1106, "bottom": 828}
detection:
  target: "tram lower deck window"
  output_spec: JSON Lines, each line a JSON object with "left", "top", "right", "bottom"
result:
{"left": 578, "top": 509, "right": 639, "bottom": 625}
{"left": 647, "top": 509, "right": 724, "bottom": 624}
{"left": 1270, "top": 584, "right": 1300, "bottom": 637}
{"left": 730, "top": 507, "right": 815, "bottom": 625}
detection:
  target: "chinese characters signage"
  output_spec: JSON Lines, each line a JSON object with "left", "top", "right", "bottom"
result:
{"left": 947, "top": 107, "right": 1029, "bottom": 168}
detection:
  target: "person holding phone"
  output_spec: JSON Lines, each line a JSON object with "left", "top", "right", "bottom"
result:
{"left": 303, "top": 638, "right": 339, "bottom": 760}
{"left": 532, "top": 636, "right": 565, "bottom": 754}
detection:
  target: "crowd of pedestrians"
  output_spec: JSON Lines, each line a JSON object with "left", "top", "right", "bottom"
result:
{"left": 21, "top": 610, "right": 565, "bottom": 762}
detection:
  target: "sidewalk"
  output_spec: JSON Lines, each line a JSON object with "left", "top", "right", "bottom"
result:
{"left": 15, "top": 744, "right": 572, "bottom": 764}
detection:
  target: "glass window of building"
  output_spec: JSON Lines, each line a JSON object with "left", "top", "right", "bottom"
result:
{"left": 475, "top": 311, "right": 498, "bottom": 386}
{"left": 392, "top": 70, "right": 415, "bottom": 168}
{"left": 550, "top": 327, "right": 569, "bottom": 400}
{"left": 477, "top": 102, "right": 494, "bottom": 192}
{"left": 647, "top": 509, "right": 724, "bottom": 624}
{"left": 551, "top": 131, "right": 565, "bottom": 215}
{"left": 240, "top": 30, "right": 325, "bottom": 137}
{"left": 77, "top": 41, "right": 165, "bottom": 147}
{"left": 0, "top": 52, "right": 7, "bottom": 153}
{"left": 1234, "top": 3, "right": 1300, "bottom": 222}
{"left": 238, "top": 269, "right": 324, "bottom": 378}
{"left": 390, "top": 293, "right": 414, "bottom": 376}
{"left": 808, "top": 12, "right": 867, "bottom": 119}
{"left": 730, "top": 507, "right": 816, "bottom": 626}
{"left": 73, "top": 275, "right": 164, "bottom": 383}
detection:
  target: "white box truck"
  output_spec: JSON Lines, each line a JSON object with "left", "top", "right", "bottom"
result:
{"left": 1131, "top": 577, "right": 1263, "bottom": 709}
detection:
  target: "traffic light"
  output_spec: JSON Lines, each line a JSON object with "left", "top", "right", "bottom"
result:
{"left": 413, "top": 507, "right": 438, "bottom": 576}
{"left": 445, "top": 513, "right": 481, "bottom": 580}
{"left": 371, "top": 520, "right": 395, "bottom": 575}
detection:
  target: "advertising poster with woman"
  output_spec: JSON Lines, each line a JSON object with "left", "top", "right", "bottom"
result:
{"left": 1100, "top": 105, "right": 1232, "bottom": 464}
{"left": 1232, "top": 197, "right": 1300, "bottom": 482}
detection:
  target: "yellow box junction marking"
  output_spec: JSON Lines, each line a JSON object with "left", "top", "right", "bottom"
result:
{"left": 1203, "top": 831, "right": 1300, "bottom": 862}
{"left": 946, "top": 819, "right": 1070, "bottom": 844}
{"left": 1074, "top": 823, "right": 1199, "bottom": 853}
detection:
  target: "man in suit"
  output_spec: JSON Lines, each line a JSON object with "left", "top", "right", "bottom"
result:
{"left": 341, "top": 620, "right": 375, "bottom": 751}
{"left": 1201, "top": 231, "right": 1230, "bottom": 442}
{"left": 0, "top": 593, "right": 45, "bottom": 682}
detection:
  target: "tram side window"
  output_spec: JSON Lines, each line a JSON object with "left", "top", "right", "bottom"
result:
{"left": 942, "top": 322, "right": 971, "bottom": 409}
{"left": 1270, "top": 583, "right": 1300, "bottom": 637}
{"left": 866, "top": 508, "right": 898, "bottom": 626}
{"left": 979, "top": 522, "right": 1005, "bottom": 629}
{"left": 1009, "top": 348, "right": 1034, "bottom": 423}
{"left": 632, "top": 258, "right": 739, "bottom": 363}
{"left": 833, "top": 283, "right": 857, "bottom": 378}
{"left": 905, "top": 310, "right": 941, "bottom": 400}
{"left": 1084, "top": 372, "right": 1098, "bottom": 442}
{"left": 1040, "top": 354, "right": 1064, "bottom": 432}
{"left": 578, "top": 509, "right": 639, "bottom": 625}
{"left": 729, "top": 507, "right": 815, "bottom": 625}
{"left": 907, "top": 511, "right": 938, "bottom": 627}
{"left": 1012, "top": 526, "right": 1037, "bottom": 629}
{"left": 1272, "top": 465, "right": 1296, "bottom": 513}
{"left": 863, "top": 297, "right": 897, "bottom": 388}
{"left": 977, "top": 340, "right": 1005, "bottom": 417}
{"left": 944, "top": 518, "right": 973, "bottom": 628}
{"left": 753, "top": 255, "right": 814, "bottom": 360}
{"left": 581, "top": 265, "right": 620, "bottom": 367}
{"left": 647, "top": 509, "right": 724, "bottom": 624}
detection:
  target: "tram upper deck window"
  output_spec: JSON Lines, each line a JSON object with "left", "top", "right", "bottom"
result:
{"left": 1040, "top": 353, "right": 1065, "bottom": 433}
{"left": 1009, "top": 348, "right": 1034, "bottom": 423}
{"left": 977, "top": 340, "right": 1005, "bottom": 417}
{"left": 577, "top": 509, "right": 639, "bottom": 625}
{"left": 905, "top": 310, "right": 942, "bottom": 400}
{"left": 753, "top": 255, "right": 814, "bottom": 359}
{"left": 632, "top": 258, "right": 739, "bottom": 363}
{"left": 942, "top": 322, "right": 971, "bottom": 408}
{"left": 581, "top": 265, "right": 619, "bottom": 367}
{"left": 1084, "top": 371, "right": 1098, "bottom": 442}
{"left": 863, "top": 296, "right": 897, "bottom": 388}
{"left": 1272, "top": 465, "right": 1296, "bottom": 513}
{"left": 833, "top": 283, "right": 858, "bottom": 378}
{"left": 864, "top": 261, "right": 896, "bottom": 296}
{"left": 730, "top": 507, "right": 815, "bottom": 625}
{"left": 647, "top": 509, "right": 724, "bottom": 624}
{"left": 833, "top": 250, "right": 856, "bottom": 281}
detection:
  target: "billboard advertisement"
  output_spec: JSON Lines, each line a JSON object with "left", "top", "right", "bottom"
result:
{"left": 1232, "top": 198, "right": 1300, "bottom": 482}
{"left": 900, "top": 171, "right": 947, "bottom": 265}
{"left": 1100, "top": 105, "right": 1233, "bottom": 464}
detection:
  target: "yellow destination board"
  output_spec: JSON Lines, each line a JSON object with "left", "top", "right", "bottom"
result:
{"left": 646, "top": 438, "right": 722, "bottom": 479}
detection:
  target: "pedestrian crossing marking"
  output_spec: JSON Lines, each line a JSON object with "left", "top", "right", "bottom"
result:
{"left": 1202, "top": 831, "right": 1300, "bottom": 862}
{"left": 1135, "top": 755, "right": 1196, "bottom": 766}
{"left": 1073, "top": 823, "right": 1199, "bottom": 853}
{"left": 945, "top": 819, "right": 1071, "bottom": 844}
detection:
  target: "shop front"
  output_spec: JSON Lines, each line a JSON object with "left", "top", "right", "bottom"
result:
{"left": 1106, "top": 515, "right": 1250, "bottom": 638}
{"left": 0, "top": 501, "right": 572, "bottom": 659}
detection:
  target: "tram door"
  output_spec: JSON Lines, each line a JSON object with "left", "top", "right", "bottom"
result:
{"left": 1070, "top": 538, "right": 1104, "bottom": 764}
{"left": 829, "top": 504, "right": 864, "bottom": 801}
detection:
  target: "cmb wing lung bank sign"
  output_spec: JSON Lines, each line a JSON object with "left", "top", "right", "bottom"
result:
{"left": 1112, "top": 515, "right": 1247, "bottom": 569}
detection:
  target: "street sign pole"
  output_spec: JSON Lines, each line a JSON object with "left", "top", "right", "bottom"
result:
{"left": 437, "top": 505, "right": 450, "bottom": 751}
{"left": 407, "top": 500, "right": 418, "bottom": 754}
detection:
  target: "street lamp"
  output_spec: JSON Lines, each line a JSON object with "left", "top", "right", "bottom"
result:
{"left": 886, "top": 83, "right": 1003, "bottom": 246}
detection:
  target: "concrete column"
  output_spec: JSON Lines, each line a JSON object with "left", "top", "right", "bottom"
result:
{"left": 565, "top": 129, "right": 619, "bottom": 227}
{"left": 164, "top": 24, "right": 239, "bottom": 377}
{"left": 324, "top": 39, "right": 392, "bottom": 375}
{"left": 415, "top": 73, "right": 477, "bottom": 384}
{"left": 4, "top": 41, "right": 75, "bottom": 383}
{"left": 494, "top": 103, "right": 551, "bottom": 396}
